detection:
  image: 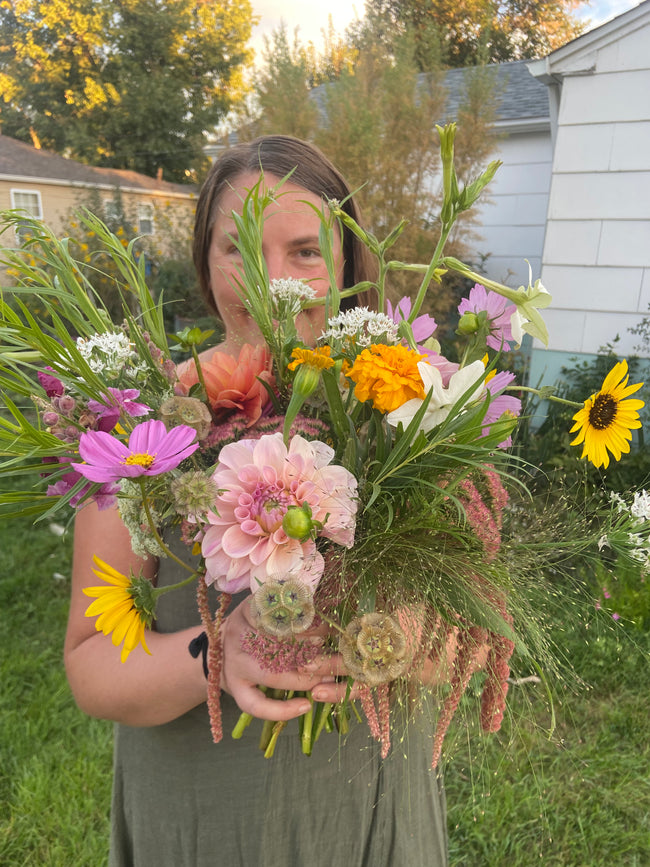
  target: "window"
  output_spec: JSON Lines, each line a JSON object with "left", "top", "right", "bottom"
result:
{"left": 10, "top": 189, "right": 43, "bottom": 244}
{"left": 104, "top": 199, "right": 121, "bottom": 226}
{"left": 138, "top": 203, "right": 154, "bottom": 235}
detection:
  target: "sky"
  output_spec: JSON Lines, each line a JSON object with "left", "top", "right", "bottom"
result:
{"left": 248, "top": 0, "right": 642, "bottom": 59}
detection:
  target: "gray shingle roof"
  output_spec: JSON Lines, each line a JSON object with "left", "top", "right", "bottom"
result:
{"left": 0, "top": 135, "right": 195, "bottom": 195}
{"left": 439, "top": 60, "right": 549, "bottom": 122}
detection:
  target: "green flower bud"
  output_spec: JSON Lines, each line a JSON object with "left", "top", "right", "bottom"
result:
{"left": 457, "top": 311, "right": 480, "bottom": 335}
{"left": 282, "top": 503, "right": 316, "bottom": 541}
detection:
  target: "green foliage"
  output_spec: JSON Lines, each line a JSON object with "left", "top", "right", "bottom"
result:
{"left": 3, "top": 503, "right": 647, "bottom": 864}
{"left": 515, "top": 345, "right": 650, "bottom": 493}
{"left": 0, "top": 509, "right": 112, "bottom": 865}
{"left": 363, "top": 0, "right": 589, "bottom": 69}
{"left": 0, "top": 0, "right": 254, "bottom": 181}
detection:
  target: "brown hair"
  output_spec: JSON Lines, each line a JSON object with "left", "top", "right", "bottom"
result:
{"left": 193, "top": 134, "right": 376, "bottom": 315}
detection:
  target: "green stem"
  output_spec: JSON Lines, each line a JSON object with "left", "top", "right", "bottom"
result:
{"left": 301, "top": 696, "right": 314, "bottom": 755}
{"left": 264, "top": 720, "right": 287, "bottom": 758}
{"left": 408, "top": 222, "right": 453, "bottom": 323}
{"left": 138, "top": 479, "right": 196, "bottom": 575}
{"left": 232, "top": 712, "right": 254, "bottom": 739}
{"left": 312, "top": 701, "right": 332, "bottom": 744}
{"left": 509, "top": 385, "right": 582, "bottom": 409}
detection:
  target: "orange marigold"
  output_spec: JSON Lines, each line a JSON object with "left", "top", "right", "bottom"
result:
{"left": 346, "top": 344, "right": 425, "bottom": 414}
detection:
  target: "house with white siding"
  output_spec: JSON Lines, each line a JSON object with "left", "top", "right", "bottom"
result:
{"left": 442, "top": 1, "right": 650, "bottom": 384}
{"left": 525, "top": 0, "right": 650, "bottom": 384}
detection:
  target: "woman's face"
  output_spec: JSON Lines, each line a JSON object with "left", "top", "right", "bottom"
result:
{"left": 207, "top": 172, "right": 344, "bottom": 351}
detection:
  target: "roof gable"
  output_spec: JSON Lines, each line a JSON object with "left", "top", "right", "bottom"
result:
{"left": 0, "top": 135, "right": 195, "bottom": 196}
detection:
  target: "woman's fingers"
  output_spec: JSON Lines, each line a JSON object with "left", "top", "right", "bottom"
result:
{"left": 229, "top": 680, "right": 312, "bottom": 721}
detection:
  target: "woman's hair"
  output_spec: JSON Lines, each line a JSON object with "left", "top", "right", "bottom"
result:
{"left": 193, "top": 134, "right": 376, "bottom": 315}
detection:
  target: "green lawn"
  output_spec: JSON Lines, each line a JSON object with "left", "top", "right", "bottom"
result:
{"left": 1, "top": 513, "right": 648, "bottom": 866}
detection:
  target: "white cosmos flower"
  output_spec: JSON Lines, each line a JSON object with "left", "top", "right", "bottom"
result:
{"left": 387, "top": 359, "right": 486, "bottom": 433}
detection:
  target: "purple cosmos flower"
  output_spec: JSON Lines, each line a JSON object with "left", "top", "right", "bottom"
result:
{"left": 38, "top": 368, "right": 65, "bottom": 397}
{"left": 387, "top": 296, "right": 437, "bottom": 344}
{"left": 73, "top": 419, "right": 199, "bottom": 483}
{"left": 88, "top": 387, "right": 151, "bottom": 431}
{"left": 458, "top": 284, "right": 517, "bottom": 351}
{"left": 483, "top": 371, "right": 522, "bottom": 448}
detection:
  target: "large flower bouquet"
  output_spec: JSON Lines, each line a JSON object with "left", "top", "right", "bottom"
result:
{"left": 0, "top": 125, "right": 645, "bottom": 765}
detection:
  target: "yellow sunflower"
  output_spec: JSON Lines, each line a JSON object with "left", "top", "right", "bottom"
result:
{"left": 570, "top": 360, "right": 645, "bottom": 469}
{"left": 83, "top": 556, "right": 152, "bottom": 662}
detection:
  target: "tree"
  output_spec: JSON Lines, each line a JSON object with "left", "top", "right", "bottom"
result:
{"left": 363, "top": 0, "right": 588, "bottom": 68}
{"left": 244, "top": 23, "right": 500, "bottom": 329}
{"left": 252, "top": 24, "right": 319, "bottom": 140}
{"left": 0, "top": 0, "right": 254, "bottom": 181}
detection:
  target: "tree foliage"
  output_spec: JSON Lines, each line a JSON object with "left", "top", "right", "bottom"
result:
{"left": 244, "top": 22, "right": 500, "bottom": 329}
{"left": 0, "top": 0, "right": 254, "bottom": 181}
{"left": 363, "top": 0, "right": 588, "bottom": 69}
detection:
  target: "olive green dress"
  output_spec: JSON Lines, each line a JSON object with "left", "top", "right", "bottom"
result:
{"left": 109, "top": 552, "right": 449, "bottom": 867}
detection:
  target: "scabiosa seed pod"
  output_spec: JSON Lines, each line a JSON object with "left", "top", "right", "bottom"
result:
{"left": 250, "top": 578, "right": 315, "bottom": 636}
{"left": 170, "top": 471, "right": 220, "bottom": 519}
{"left": 339, "top": 612, "right": 410, "bottom": 687}
{"left": 159, "top": 396, "right": 212, "bottom": 440}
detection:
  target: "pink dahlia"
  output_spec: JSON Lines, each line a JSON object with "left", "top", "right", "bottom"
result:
{"left": 202, "top": 433, "right": 358, "bottom": 593}
{"left": 178, "top": 343, "right": 275, "bottom": 426}
{"left": 72, "top": 419, "right": 198, "bottom": 482}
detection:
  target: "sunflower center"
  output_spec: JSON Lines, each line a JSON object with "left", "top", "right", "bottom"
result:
{"left": 588, "top": 394, "right": 618, "bottom": 430}
{"left": 124, "top": 452, "right": 156, "bottom": 468}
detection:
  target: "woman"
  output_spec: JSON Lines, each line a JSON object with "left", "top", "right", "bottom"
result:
{"left": 65, "top": 135, "right": 449, "bottom": 867}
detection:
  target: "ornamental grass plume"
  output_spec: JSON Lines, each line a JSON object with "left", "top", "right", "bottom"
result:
{"left": 570, "top": 359, "right": 645, "bottom": 469}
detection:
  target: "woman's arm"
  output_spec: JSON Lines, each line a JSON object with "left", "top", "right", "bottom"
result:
{"left": 64, "top": 501, "right": 209, "bottom": 726}
{"left": 65, "top": 501, "right": 342, "bottom": 726}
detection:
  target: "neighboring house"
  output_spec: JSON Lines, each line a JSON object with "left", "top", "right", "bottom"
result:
{"left": 0, "top": 135, "right": 196, "bottom": 259}
{"left": 525, "top": 0, "right": 650, "bottom": 384}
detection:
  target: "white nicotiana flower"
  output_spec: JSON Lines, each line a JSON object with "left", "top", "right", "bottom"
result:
{"left": 322, "top": 307, "right": 399, "bottom": 347}
{"left": 630, "top": 489, "right": 650, "bottom": 522}
{"left": 387, "top": 359, "right": 486, "bottom": 433}
{"left": 509, "top": 262, "right": 550, "bottom": 347}
{"left": 77, "top": 331, "right": 145, "bottom": 376}
{"left": 269, "top": 278, "right": 316, "bottom": 317}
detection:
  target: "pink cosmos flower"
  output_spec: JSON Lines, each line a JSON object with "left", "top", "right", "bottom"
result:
{"left": 458, "top": 284, "right": 517, "bottom": 351}
{"left": 72, "top": 419, "right": 199, "bottom": 483}
{"left": 47, "top": 462, "right": 120, "bottom": 510}
{"left": 387, "top": 296, "right": 437, "bottom": 344}
{"left": 88, "top": 387, "right": 151, "bottom": 431}
{"left": 202, "top": 433, "right": 358, "bottom": 593}
{"left": 483, "top": 371, "right": 522, "bottom": 448}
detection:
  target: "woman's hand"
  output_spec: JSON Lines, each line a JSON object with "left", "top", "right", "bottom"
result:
{"left": 220, "top": 598, "right": 356, "bottom": 719}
